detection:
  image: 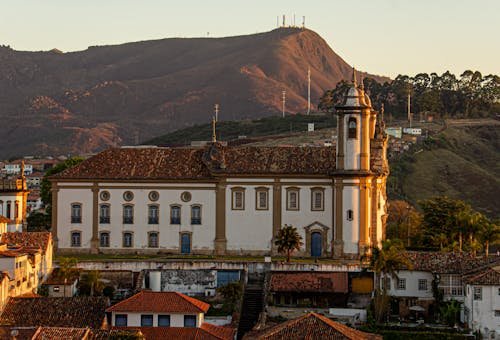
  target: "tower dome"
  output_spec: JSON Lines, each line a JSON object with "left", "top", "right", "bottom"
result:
{"left": 341, "top": 68, "right": 368, "bottom": 107}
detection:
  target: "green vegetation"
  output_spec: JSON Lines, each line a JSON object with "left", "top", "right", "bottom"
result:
{"left": 274, "top": 225, "right": 304, "bottom": 263}
{"left": 319, "top": 71, "right": 500, "bottom": 119}
{"left": 144, "top": 114, "right": 336, "bottom": 146}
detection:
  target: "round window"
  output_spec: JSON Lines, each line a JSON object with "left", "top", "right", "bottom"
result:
{"left": 149, "top": 191, "right": 159, "bottom": 202}
{"left": 123, "top": 191, "right": 134, "bottom": 202}
{"left": 180, "top": 191, "right": 192, "bottom": 202}
{"left": 100, "top": 191, "right": 110, "bottom": 201}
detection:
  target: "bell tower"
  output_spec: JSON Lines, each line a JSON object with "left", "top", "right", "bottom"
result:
{"left": 333, "top": 68, "right": 378, "bottom": 259}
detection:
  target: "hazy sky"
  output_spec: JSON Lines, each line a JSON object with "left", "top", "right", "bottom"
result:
{"left": 2, "top": 0, "right": 499, "bottom": 78}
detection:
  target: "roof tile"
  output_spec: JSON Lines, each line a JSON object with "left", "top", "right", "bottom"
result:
{"left": 106, "top": 291, "right": 210, "bottom": 313}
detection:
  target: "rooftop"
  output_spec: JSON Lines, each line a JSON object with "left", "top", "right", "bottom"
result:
{"left": 112, "top": 325, "right": 234, "bottom": 340}
{"left": 1, "top": 232, "right": 52, "bottom": 253}
{"left": 0, "top": 216, "right": 12, "bottom": 224}
{"left": 270, "top": 272, "right": 348, "bottom": 293}
{"left": 106, "top": 291, "right": 210, "bottom": 314}
{"left": 32, "top": 327, "right": 91, "bottom": 340}
{"left": 464, "top": 267, "right": 500, "bottom": 286}
{"left": 405, "top": 251, "right": 500, "bottom": 274}
{"left": 243, "top": 312, "right": 382, "bottom": 340}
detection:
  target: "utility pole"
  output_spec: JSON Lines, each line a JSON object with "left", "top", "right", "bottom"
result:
{"left": 307, "top": 68, "right": 311, "bottom": 114}
{"left": 214, "top": 104, "right": 219, "bottom": 122}
{"left": 282, "top": 90, "right": 286, "bottom": 118}
{"left": 407, "top": 87, "right": 412, "bottom": 128}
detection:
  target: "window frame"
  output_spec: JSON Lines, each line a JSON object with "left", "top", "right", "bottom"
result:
{"left": 99, "top": 204, "right": 110, "bottom": 224}
{"left": 255, "top": 187, "right": 269, "bottom": 211}
{"left": 286, "top": 187, "right": 300, "bottom": 211}
{"left": 170, "top": 205, "right": 181, "bottom": 225}
{"left": 191, "top": 205, "right": 202, "bottom": 225}
{"left": 158, "top": 314, "right": 171, "bottom": 327}
{"left": 348, "top": 117, "right": 358, "bottom": 139}
{"left": 310, "top": 187, "right": 325, "bottom": 211}
{"left": 99, "top": 231, "right": 110, "bottom": 248}
{"left": 184, "top": 315, "right": 197, "bottom": 328}
{"left": 115, "top": 314, "right": 128, "bottom": 327}
{"left": 418, "top": 279, "right": 428, "bottom": 291}
{"left": 148, "top": 232, "right": 159, "bottom": 248}
{"left": 473, "top": 286, "right": 482, "bottom": 301}
{"left": 397, "top": 278, "right": 406, "bottom": 290}
{"left": 347, "top": 209, "right": 354, "bottom": 221}
{"left": 141, "top": 314, "right": 154, "bottom": 327}
{"left": 123, "top": 232, "right": 134, "bottom": 248}
{"left": 231, "top": 187, "right": 245, "bottom": 210}
{"left": 148, "top": 204, "right": 159, "bottom": 225}
{"left": 70, "top": 231, "right": 81, "bottom": 247}
{"left": 71, "top": 203, "right": 82, "bottom": 224}
{"left": 123, "top": 204, "right": 134, "bottom": 224}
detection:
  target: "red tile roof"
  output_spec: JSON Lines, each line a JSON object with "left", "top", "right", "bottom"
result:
{"left": 51, "top": 146, "right": 337, "bottom": 181}
{"left": 0, "top": 326, "right": 38, "bottom": 340}
{"left": 112, "top": 326, "right": 232, "bottom": 340}
{"left": 270, "top": 272, "right": 349, "bottom": 293}
{"left": 0, "top": 216, "right": 12, "bottom": 224}
{"left": 200, "top": 322, "right": 236, "bottom": 340}
{"left": 464, "top": 268, "right": 500, "bottom": 286}
{"left": 91, "top": 328, "right": 143, "bottom": 339}
{"left": 405, "top": 251, "right": 500, "bottom": 274}
{"left": 1, "top": 232, "right": 52, "bottom": 253}
{"left": 0, "top": 296, "right": 108, "bottom": 329}
{"left": 106, "top": 291, "right": 210, "bottom": 313}
{"left": 244, "top": 312, "right": 382, "bottom": 340}
{"left": 32, "top": 327, "right": 91, "bottom": 340}
{"left": 44, "top": 268, "right": 81, "bottom": 285}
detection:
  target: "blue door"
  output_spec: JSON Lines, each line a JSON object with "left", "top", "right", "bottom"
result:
{"left": 181, "top": 234, "right": 191, "bottom": 254}
{"left": 311, "top": 232, "right": 322, "bottom": 257}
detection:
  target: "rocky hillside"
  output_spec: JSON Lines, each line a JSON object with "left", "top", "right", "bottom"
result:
{"left": 0, "top": 28, "right": 388, "bottom": 158}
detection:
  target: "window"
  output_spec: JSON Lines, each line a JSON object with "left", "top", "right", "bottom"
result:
{"left": 347, "top": 209, "right": 354, "bottom": 221}
{"left": 148, "top": 205, "right": 159, "bottom": 224}
{"left": 158, "top": 315, "right": 171, "bottom": 327}
{"left": 53, "top": 286, "right": 60, "bottom": 292}
{"left": 418, "top": 279, "right": 428, "bottom": 291}
{"left": 100, "top": 232, "right": 110, "bottom": 248}
{"left": 71, "top": 204, "right": 82, "bottom": 223}
{"left": 6, "top": 202, "right": 11, "bottom": 219}
{"left": 71, "top": 231, "right": 81, "bottom": 247}
{"left": 191, "top": 205, "right": 201, "bottom": 224}
{"left": 148, "top": 232, "right": 159, "bottom": 248}
{"left": 231, "top": 188, "right": 245, "bottom": 210}
{"left": 14, "top": 201, "right": 19, "bottom": 219}
{"left": 473, "top": 287, "right": 482, "bottom": 301}
{"left": 115, "top": 314, "right": 127, "bottom": 327}
{"left": 495, "top": 310, "right": 500, "bottom": 317}
{"left": 99, "top": 204, "right": 110, "bottom": 224}
{"left": 123, "top": 205, "right": 134, "bottom": 224}
{"left": 170, "top": 205, "right": 181, "bottom": 224}
{"left": 311, "top": 188, "right": 324, "bottom": 211}
{"left": 286, "top": 188, "right": 300, "bottom": 211}
{"left": 141, "top": 314, "right": 153, "bottom": 327}
{"left": 123, "top": 232, "right": 133, "bottom": 248}
{"left": 255, "top": 188, "right": 269, "bottom": 210}
{"left": 438, "top": 274, "right": 464, "bottom": 297}
{"left": 184, "top": 315, "right": 196, "bottom": 327}
{"left": 348, "top": 117, "right": 357, "bottom": 139}
{"left": 397, "top": 278, "right": 406, "bottom": 290}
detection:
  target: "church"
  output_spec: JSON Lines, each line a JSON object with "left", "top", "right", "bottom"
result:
{"left": 50, "top": 71, "right": 389, "bottom": 259}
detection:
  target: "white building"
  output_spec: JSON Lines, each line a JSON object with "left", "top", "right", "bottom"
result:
{"left": 464, "top": 267, "right": 500, "bottom": 338}
{"left": 50, "top": 70, "right": 389, "bottom": 259}
{"left": 0, "top": 177, "right": 29, "bottom": 232}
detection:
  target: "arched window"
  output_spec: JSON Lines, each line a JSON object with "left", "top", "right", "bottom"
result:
{"left": 148, "top": 232, "right": 159, "bottom": 248}
{"left": 100, "top": 232, "right": 110, "bottom": 247}
{"left": 191, "top": 205, "right": 201, "bottom": 225}
{"left": 148, "top": 205, "right": 159, "bottom": 224}
{"left": 348, "top": 117, "right": 357, "bottom": 139}
{"left": 123, "top": 232, "right": 133, "bottom": 248}
{"left": 100, "top": 204, "right": 110, "bottom": 224}
{"left": 6, "top": 202, "right": 11, "bottom": 219}
{"left": 347, "top": 209, "right": 354, "bottom": 221}
{"left": 71, "top": 203, "right": 82, "bottom": 223}
{"left": 71, "top": 231, "right": 81, "bottom": 247}
{"left": 14, "top": 201, "right": 19, "bottom": 219}
{"left": 123, "top": 205, "right": 134, "bottom": 224}
{"left": 170, "top": 205, "right": 181, "bottom": 224}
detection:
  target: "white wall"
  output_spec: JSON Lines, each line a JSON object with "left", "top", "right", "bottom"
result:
{"left": 57, "top": 187, "right": 93, "bottom": 249}
{"left": 465, "top": 284, "right": 500, "bottom": 336}
{"left": 385, "top": 271, "right": 434, "bottom": 299}
{"left": 342, "top": 185, "right": 359, "bottom": 254}
{"left": 110, "top": 311, "right": 202, "bottom": 327}
{"left": 344, "top": 114, "right": 360, "bottom": 170}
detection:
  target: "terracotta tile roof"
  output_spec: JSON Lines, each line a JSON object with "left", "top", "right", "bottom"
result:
{"left": 0, "top": 326, "right": 38, "bottom": 340}
{"left": 112, "top": 326, "right": 231, "bottom": 340}
{"left": 51, "top": 146, "right": 337, "bottom": 181}
{"left": 244, "top": 312, "right": 382, "bottom": 340}
{"left": 200, "top": 322, "right": 236, "bottom": 340}
{"left": 1, "top": 232, "right": 52, "bottom": 253}
{"left": 0, "top": 216, "right": 12, "bottom": 224}
{"left": 464, "top": 268, "right": 500, "bottom": 286}
{"left": 0, "top": 249, "right": 28, "bottom": 258}
{"left": 44, "top": 268, "right": 81, "bottom": 285}
{"left": 270, "top": 272, "right": 349, "bottom": 293}
{"left": 405, "top": 251, "right": 500, "bottom": 274}
{"left": 90, "top": 328, "right": 143, "bottom": 339}
{"left": 32, "top": 327, "right": 91, "bottom": 340}
{"left": 106, "top": 291, "right": 210, "bottom": 313}
{"left": 0, "top": 296, "right": 108, "bottom": 329}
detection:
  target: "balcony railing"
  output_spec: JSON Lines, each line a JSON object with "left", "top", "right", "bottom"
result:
{"left": 191, "top": 218, "right": 201, "bottom": 225}
{"left": 170, "top": 217, "right": 181, "bottom": 225}
{"left": 148, "top": 217, "right": 159, "bottom": 225}
{"left": 71, "top": 216, "right": 81, "bottom": 223}
{"left": 100, "top": 216, "right": 110, "bottom": 224}
{"left": 123, "top": 216, "right": 134, "bottom": 224}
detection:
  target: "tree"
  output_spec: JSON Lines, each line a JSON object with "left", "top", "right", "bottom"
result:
{"left": 386, "top": 200, "right": 421, "bottom": 247}
{"left": 362, "top": 239, "right": 413, "bottom": 322}
{"left": 58, "top": 257, "right": 79, "bottom": 297}
{"left": 41, "top": 157, "right": 84, "bottom": 205}
{"left": 217, "top": 281, "right": 242, "bottom": 304}
{"left": 80, "top": 270, "right": 104, "bottom": 296}
{"left": 26, "top": 211, "right": 51, "bottom": 231}
{"left": 274, "top": 225, "right": 303, "bottom": 262}
{"left": 481, "top": 222, "right": 500, "bottom": 257}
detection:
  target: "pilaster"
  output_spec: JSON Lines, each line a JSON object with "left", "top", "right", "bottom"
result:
{"left": 214, "top": 180, "right": 227, "bottom": 254}
{"left": 90, "top": 183, "right": 99, "bottom": 254}
{"left": 333, "top": 179, "right": 344, "bottom": 258}
{"left": 271, "top": 179, "right": 282, "bottom": 255}
{"left": 50, "top": 184, "right": 59, "bottom": 249}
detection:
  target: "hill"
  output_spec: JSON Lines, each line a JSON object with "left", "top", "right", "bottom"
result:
{"left": 0, "top": 28, "right": 388, "bottom": 158}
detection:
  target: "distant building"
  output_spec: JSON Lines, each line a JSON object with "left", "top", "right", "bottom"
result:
{"left": 50, "top": 70, "right": 389, "bottom": 260}
{"left": 0, "top": 174, "right": 29, "bottom": 232}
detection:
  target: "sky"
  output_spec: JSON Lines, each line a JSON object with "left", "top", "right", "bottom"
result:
{"left": 1, "top": 0, "right": 499, "bottom": 78}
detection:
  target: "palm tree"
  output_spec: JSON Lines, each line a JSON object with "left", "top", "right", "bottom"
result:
{"left": 362, "top": 239, "right": 413, "bottom": 322}
{"left": 81, "top": 270, "right": 104, "bottom": 296}
{"left": 480, "top": 222, "right": 500, "bottom": 257}
{"left": 58, "top": 257, "right": 78, "bottom": 297}
{"left": 275, "top": 225, "right": 303, "bottom": 262}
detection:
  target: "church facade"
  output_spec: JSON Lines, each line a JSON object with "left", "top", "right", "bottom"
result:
{"left": 50, "top": 73, "right": 389, "bottom": 259}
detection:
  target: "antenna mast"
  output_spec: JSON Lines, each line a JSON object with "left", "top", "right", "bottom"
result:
{"left": 307, "top": 68, "right": 311, "bottom": 114}
{"left": 407, "top": 87, "right": 412, "bottom": 128}
{"left": 282, "top": 15, "right": 286, "bottom": 27}
{"left": 214, "top": 104, "right": 219, "bottom": 122}
{"left": 302, "top": 16, "right": 305, "bottom": 28}
{"left": 282, "top": 90, "right": 286, "bottom": 118}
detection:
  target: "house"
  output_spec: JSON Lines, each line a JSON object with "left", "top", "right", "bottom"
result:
{"left": 0, "top": 176, "right": 29, "bottom": 232}
{"left": 43, "top": 267, "right": 80, "bottom": 297}
{"left": 243, "top": 312, "right": 382, "bottom": 339}
{"left": 50, "top": 71, "right": 390, "bottom": 260}
{"left": 0, "top": 245, "right": 41, "bottom": 297}
{"left": 0, "top": 296, "right": 109, "bottom": 329}
{"left": 1, "top": 232, "right": 53, "bottom": 282}
{"left": 0, "top": 216, "right": 11, "bottom": 235}
{"left": 0, "top": 327, "right": 142, "bottom": 340}
{"left": 106, "top": 291, "right": 235, "bottom": 339}
{"left": 463, "top": 267, "right": 500, "bottom": 337}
